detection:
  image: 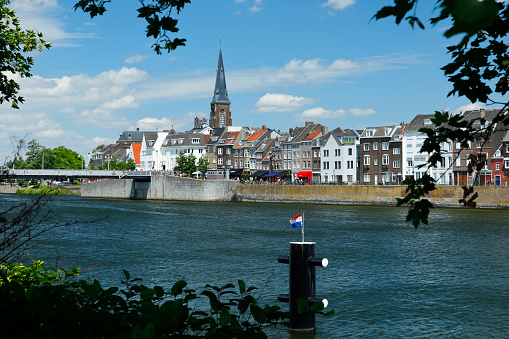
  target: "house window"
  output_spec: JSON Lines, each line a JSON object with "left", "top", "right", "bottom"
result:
{"left": 364, "top": 173, "right": 370, "bottom": 182}
{"left": 393, "top": 160, "right": 401, "bottom": 168}
{"left": 363, "top": 143, "right": 370, "bottom": 151}
{"left": 213, "top": 156, "right": 216, "bottom": 164}
{"left": 335, "top": 149, "right": 341, "bottom": 156}
{"left": 393, "top": 148, "right": 400, "bottom": 155}
{"left": 407, "top": 160, "right": 413, "bottom": 167}
{"left": 505, "top": 160, "right": 509, "bottom": 168}
{"left": 226, "top": 148, "right": 231, "bottom": 155}
{"left": 382, "top": 142, "right": 389, "bottom": 150}
{"left": 323, "top": 150, "right": 329, "bottom": 157}
{"left": 218, "top": 148, "right": 223, "bottom": 155}
{"left": 178, "top": 139, "right": 184, "bottom": 144}
{"left": 477, "top": 140, "right": 482, "bottom": 148}
{"left": 373, "top": 142, "right": 378, "bottom": 150}
{"left": 191, "top": 138, "right": 200, "bottom": 144}
{"left": 348, "top": 148, "right": 353, "bottom": 156}
{"left": 392, "top": 172, "right": 398, "bottom": 182}
{"left": 382, "top": 154, "right": 389, "bottom": 165}
{"left": 314, "top": 150, "right": 318, "bottom": 157}
{"left": 244, "top": 150, "right": 249, "bottom": 157}
{"left": 363, "top": 155, "right": 370, "bottom": 165}
{"left": 366, "top": 130, "right": 374, "bottom": 137}
{"left": 374, "top": 158, "right": 378, "bottom": 166}
{"left": 323, "top": 161, "right": 329, "bottom": 169}
{"left": 496, "top": 162, "right": 500, "bottom": 170}
{"left": 218, "top": 158, "right": 223, "bottom": 165}
{"left": 335, "top": 161, "right": 341, "bottom": 169}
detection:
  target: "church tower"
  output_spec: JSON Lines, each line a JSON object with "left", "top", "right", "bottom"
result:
{"left": 210, "top": 47, "right": 232, "bottom": 128}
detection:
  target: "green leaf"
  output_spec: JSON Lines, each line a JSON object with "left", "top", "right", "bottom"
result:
{"left": 122, "top": 269, "right": 130, "bottom": 281}
{"left": 219, "top": 308, "right": 231, "bottom": 327}
{"left": 171, "top": 279, "right": 187, "bottom": 296}
{"left": 296, "top": 298, "right": 308, "bottom": 315}
{"left": 310, "top": 300, "right": 325, "bottom": 313}
{"left": 238, "top": 279, "right": 246, "bottom": 294}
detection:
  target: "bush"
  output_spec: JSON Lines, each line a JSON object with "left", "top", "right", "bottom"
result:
{"left": 16, "top": 185, "right": 67, "bottom": 196}
{"left": 0, "top": 262, "right": 290, "bottom": 338}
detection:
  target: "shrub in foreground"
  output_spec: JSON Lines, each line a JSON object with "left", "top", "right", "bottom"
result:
{"left": 0, "top": 261, "right": 290, "bottom": 338}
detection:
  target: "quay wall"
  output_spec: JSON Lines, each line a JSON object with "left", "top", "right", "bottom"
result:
{"left": 233, "top": 184, "right": 509, "bottom": 208}
{"left": 6, "top": 173, "right": 509, "bottom": 208}
{"left": 81, "top": 173, "right": 237, "bottom": 201}
{"left": 0, "top": 185, "right": 18, "bottom": 194}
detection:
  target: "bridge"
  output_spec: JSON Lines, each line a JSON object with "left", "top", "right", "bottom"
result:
{"left": 0, "top": 169, "right": 152, "bottom": 181}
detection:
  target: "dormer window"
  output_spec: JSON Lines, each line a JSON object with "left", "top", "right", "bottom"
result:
{"left": 148, "top": 140, "right": 154, "bottom": 147}
{"left": 178, "top": 138, "right": 184, "bottom": 144}
{"left": 191, "top": 138, "right": 200, "bottom": 144}
{"left": 424, "top": 119, "right": 432, "bottom": 125}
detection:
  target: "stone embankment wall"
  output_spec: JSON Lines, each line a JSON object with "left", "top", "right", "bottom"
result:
{"left": 81, "top": 173, "right": 237, "bottom": 201}
{"left": 0, "top": 185, "right": 18, "bottom": 194}
{"left": 233, "top": 184, "right": 509, "bottom": 208}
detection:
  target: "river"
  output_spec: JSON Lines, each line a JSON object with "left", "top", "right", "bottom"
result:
{"left": 2, "top": 194, "right": 509, "bottom": 338}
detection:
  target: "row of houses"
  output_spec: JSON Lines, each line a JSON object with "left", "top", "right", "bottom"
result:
{"left": 88, "top": 49, "right": 509, "bottom": 185}
{"left": 88, "top": 108, "right": 509, "bottom": 186}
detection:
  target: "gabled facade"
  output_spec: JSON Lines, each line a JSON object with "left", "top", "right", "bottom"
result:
{"left": 360, "top": 124, "right": 405, "bottom": 184}
{"left": 453, "top": 109, "right": 505, "bottom": 186}
{"left": 139, "top": 131, "right": 169, "bottom": 170}
{"left": 319, "top": 128, "right": 360, "bottom": 184}
{"left": 161, "top": 132, "right": 209, "bottom": 172}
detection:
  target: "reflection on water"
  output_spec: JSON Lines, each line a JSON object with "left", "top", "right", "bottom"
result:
{"left": 2, "top": 194, "right": 509, "bottom": 338}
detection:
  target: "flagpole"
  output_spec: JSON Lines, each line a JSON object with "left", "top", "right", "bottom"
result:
{"left": 301, "top": 211, "right": 305, "bottom": 242}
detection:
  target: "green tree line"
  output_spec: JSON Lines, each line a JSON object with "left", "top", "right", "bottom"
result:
{"left": 8, "top": 139, "right": 84, "bottom": 170}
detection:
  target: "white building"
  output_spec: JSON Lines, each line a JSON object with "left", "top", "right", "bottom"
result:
{"left": 318, "top": 128, "right": 360, "bottom": 184}
{"left": 403, "top": 114, "right": 454, "bottom": 185}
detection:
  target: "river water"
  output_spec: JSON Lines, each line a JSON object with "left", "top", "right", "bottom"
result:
{"left": 2, "top": 194, "right": 509, "bottom": 338}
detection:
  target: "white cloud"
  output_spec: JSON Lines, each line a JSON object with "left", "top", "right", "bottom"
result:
{"left": 298, "top": 107, "right": 348, "bottom": 119}
{"left": 135, "top": 117, "right": 175, "bottom": 131}
{"left": 75, "top": 108, "right": 132, "bottom": 129}
{"left": 125, "top": 54, "right": 150, "bottom": 64}
{"left": 134, "top": 112, "right": 205, "bottom": 131}
{"left": 255, "top": 93, "right": 315, "bottom": 112}
{"left": 249, "top": 6, "right": 262, "bottom": 12}
{"left": 350, "top": 108, "right": 375, "bottom": 116}
{"left": 322, "top": 0, "right": 355, "bottom": 10}
{"left": 453, "top": 102, "right": 484, "bottom": 115}
{"left": 100, "top": 95, "right": 139, "bottom": 110}
{"left": 296, "top": 107, "right": 375, "bottom": 119}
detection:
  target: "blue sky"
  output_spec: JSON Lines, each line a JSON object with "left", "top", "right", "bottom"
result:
{"left": 1, "top": 0, "right": 487, "bottom": 161}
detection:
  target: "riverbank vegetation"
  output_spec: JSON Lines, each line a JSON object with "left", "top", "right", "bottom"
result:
{"left": 0, "top": 260, "right": 291, "bottom": 338}
{"left": 16, "top": 185, "right": 68, "bottom": 196}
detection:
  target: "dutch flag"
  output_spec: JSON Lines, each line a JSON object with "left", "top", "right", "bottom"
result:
{"left": 290, "top": 213, "right": 302, "bottom": 228}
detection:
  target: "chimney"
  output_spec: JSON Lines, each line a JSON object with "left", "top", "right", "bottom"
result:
{"left": 480, "top": 108, "right": 486, "bottom": 118}
{"left": 262, "top": 125, "right": 267, "bottom": 130}
{"left": 321, "top": 126, "right": 328, "bottom": 135}
{"left": 289, "top": 128, "right": 294, "bottom": 134}
{"left": 305, "top": 121, "right": 314, "bottom": 127}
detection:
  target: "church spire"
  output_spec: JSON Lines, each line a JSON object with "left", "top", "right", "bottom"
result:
{"left": 211, "top": 47, "right": 230, "bottom": 104}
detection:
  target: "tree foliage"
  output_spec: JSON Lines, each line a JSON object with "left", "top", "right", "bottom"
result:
{"left": 74, "top": 0, "right": 189, "bottom": 55}
{"left": 174, "top": 152, "right": 197, "bottom": 175}
{"left": 8, "top": 139, "right": 84, "bottom": 170}
{"left": 0, "top": 0, "right": 51, "bottom": 109}
{"left": 374, "top": 0, "right": 509, "bottom": 227}
{"left": 0, "top": 261, "right": 290, "bottom": 338}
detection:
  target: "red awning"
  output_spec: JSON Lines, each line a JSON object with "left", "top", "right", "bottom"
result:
{"left": 297, "top": 171, "right": 312, "bottom": 180}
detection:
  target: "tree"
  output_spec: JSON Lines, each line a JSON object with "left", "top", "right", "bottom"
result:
{"left": 74, "top": 0, "right": 189, "bottom": 55}
{"left": 50, "top": 146, "right": 83, "bottom": 170}
{"left": 0, "top": 0, "right": 51, "bottom": 109}
{"left": 174, "top": 152, "right": 196, "bottom": 175}
{"left": 197, "top": 154, "right": 209, "bottom": 175}
{"left": 374, "top": 0, "right": 509, "bottom": 227}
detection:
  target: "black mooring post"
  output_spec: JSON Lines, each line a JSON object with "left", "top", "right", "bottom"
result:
{"left": 278, "top": 241, "right": 328, "bottom": 333}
